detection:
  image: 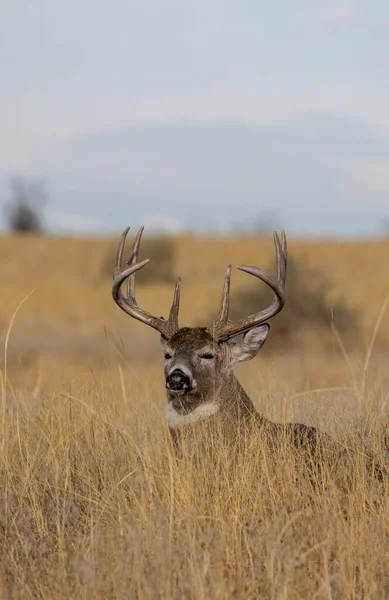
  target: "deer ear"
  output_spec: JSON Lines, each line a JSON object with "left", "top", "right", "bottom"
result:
{"left": 227, "top": 324, "right": 270, "bottom": 364}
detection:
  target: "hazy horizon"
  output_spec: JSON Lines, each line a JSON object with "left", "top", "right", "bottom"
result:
{"left": 1, "top": 1, "right": 389, "bottom": 238}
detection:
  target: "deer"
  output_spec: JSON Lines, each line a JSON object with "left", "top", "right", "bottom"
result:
{"left": 111, "top": 225, "right": 328, "bottom": 457}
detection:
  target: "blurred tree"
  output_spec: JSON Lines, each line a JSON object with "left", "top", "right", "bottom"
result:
{"left": 380, "top": 216, "right": 389, "bottom": 237}
{"left": 227, "top": 254, "right": 359, "bottom": 344}
{"left": 4, "top": 176, "right": 46, "bottom": 234}
{"left": 233, "top": 209, "right": 280, "bottom": 236}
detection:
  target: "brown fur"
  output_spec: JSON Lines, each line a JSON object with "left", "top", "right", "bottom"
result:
{"left": 162, "top": 327, "right": 325, "bottom": 456}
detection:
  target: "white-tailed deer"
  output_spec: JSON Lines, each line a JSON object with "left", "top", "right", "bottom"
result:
{"left": 112, "top": 226, "right": 321, "bottom": 452}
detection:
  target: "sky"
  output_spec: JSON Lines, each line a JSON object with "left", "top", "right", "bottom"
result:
{"left": 1, "top": 0, "right": 389, "bottom": 237}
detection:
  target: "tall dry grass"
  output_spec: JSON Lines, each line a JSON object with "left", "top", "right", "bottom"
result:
{"left": 0, "top": 233, "right": 388, "bottom": 598}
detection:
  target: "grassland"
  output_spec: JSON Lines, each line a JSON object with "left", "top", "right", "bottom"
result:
{"left": 0, "top": 233, "right": 388, "bottom": 599}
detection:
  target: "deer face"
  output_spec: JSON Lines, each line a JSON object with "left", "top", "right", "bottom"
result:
{"left": 161, "top": 325, "right": 270, "bottom": 410}
{"left": 112, "top": 225, "right": 286, "bottom": 420}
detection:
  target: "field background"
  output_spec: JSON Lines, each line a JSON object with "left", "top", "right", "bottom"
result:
{"left": 0, "top": 233, "right": 388, "bottom": 598}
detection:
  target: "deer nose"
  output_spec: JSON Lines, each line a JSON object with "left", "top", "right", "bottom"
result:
{"left": 166, "top": 369, "right": 191, "bottom": 391}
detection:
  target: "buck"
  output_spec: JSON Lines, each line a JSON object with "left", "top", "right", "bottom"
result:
{"left": 112, "top": 226, "right": 320, "bottom": 452}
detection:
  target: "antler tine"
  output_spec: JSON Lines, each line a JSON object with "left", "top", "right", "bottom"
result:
{"left": 274, "top": 229, "right": 287, "bottom": 283}
{"left": 281, "top": 228, "right": 287, "bottom": 261}
{"left": 215, "top": 265, "right": 232, "bottom": 329}
{"left": 126, "top": 225, "right": 144, "bottom": 298}
{"left": 112, "top": 226, "right": 180, "bottom": 339}
{"left": 211, "top": 230, "right": 288, "bottom": 342}
{"left": 168, "top": 277, "right": 182, "bottom": 331}
{"left": 113, "top": 226, "right": 130, "bottom": 279}
{"left": 274, "top": 231, "right": 281, "bottom": 280}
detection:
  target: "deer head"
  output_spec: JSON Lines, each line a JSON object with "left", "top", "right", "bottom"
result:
{"left": 112, "top": 226, "right": 287, "bottom": 422}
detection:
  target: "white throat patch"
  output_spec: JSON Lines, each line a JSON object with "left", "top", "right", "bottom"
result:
{"left": 166, "top": 401, "right": 219, "bottom": 430}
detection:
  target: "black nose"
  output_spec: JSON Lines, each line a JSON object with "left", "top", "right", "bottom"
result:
{"left": 166, "top": 369, "right": 191, "bottom": 391}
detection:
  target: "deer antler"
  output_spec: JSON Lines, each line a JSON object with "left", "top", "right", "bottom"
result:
{"left": 112, "top": 226, "right": 181, "bottom": 339}
{"left": 212, "top": 230, "right": 287, "bottom": 342}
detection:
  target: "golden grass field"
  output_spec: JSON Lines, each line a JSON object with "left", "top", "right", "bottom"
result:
{"left": 0, "top": 233, "right": 388, "bottom": 599}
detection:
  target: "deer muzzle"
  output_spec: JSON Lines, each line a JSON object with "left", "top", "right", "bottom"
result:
{"left": 166, "top": 369, "right": 192, "bottom": 393}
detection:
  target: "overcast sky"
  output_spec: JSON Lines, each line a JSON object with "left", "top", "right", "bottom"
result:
{"left": 1, "top": 1, "right": 389, "bottom": 236}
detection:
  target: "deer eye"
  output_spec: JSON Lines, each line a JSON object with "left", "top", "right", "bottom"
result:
{"left": 164, "top": 353, "right": 172, "bottom": 360}
{"left": 201, "top": 353, "right": 214, "bottom": 360}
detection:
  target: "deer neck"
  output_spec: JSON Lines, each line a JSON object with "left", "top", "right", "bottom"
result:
{"left": 216, "top": 371, "right": 260, "bottom": 421}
